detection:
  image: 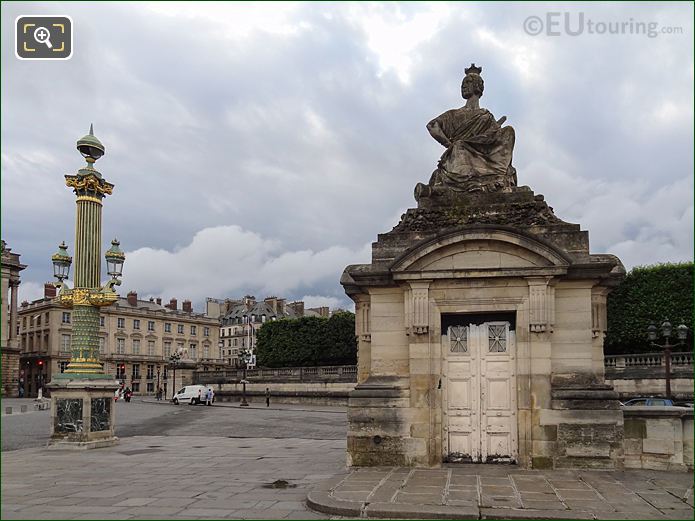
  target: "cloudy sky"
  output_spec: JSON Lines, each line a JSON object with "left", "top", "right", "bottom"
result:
{"left": 2, "top": 2, "right": 693, "bottom": 312}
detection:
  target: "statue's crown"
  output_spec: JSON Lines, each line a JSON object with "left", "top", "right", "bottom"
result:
{"left": 465, "top": 63, "right": 482, "bottom": 75}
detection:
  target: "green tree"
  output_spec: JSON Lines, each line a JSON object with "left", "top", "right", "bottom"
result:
{"left": 255, "top": 312, "right": 357, "bottom": 367}
{"left": 605, "top": 262, "right": 693, "bottom": 354}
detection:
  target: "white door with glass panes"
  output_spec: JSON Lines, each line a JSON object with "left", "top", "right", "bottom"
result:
{"left": 443, "top": 321, "right": 517, "bottom": 463}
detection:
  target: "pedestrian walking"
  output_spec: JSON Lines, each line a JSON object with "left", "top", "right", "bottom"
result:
{"left": 265, "top": 387, "right": 271, "bottom": 407}
{"left": 155, "top": 387, "right": 162, "bottom": 401}
{"left": 205, "top": 388, "right": 212, "bottom": 406}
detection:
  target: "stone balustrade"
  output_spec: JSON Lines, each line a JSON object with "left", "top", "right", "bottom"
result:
{"left": 193, "top": 364, "right": 358, "bottom": 384}
{"left": 605, "top": 351, "right": 693, "bottom": 370}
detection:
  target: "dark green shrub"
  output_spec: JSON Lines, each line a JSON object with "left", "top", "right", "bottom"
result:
{"left": 605, "top": 262, "right": 693, "bottom": 354}
{"left": 256, "top": 312, "right": 357, "bottom": 367}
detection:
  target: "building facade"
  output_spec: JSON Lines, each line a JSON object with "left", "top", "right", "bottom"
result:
{"left": 1, "top": 240, "right": 27, "bottom": 397}
{"left": 19, "top": 288, "right": 219, "bottom": 397}
{"left": 209, "top": 295, "right": 331, "bottom": 367}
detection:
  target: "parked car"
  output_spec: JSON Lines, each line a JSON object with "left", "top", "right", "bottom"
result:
{"left": 621, "top": 398, "right": 675, "bottom": 407}
{"left": 172, "top": 385, "right": 208, "bottom": 405}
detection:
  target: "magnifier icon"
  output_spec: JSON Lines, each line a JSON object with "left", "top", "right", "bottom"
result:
{"left": 33, "top": 26, "right": 53, "bottom": 49}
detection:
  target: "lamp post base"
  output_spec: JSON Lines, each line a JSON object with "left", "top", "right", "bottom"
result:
{"left": 46, "top": 376, "right": 120, "bottom": 449}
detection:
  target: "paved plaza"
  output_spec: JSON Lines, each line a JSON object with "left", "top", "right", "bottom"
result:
{"left": 2, "top": 399, "right": 694, "bottom": 520}
{"left": 309, "top": 466, "right": 695, "bottom": 519}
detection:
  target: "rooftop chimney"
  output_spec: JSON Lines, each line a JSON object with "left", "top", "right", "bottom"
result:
{"left": 182, "top": 300, "right": 192, "bottom": 313}
{"left": 156, "top": 297, "right": 162, "bottom": 306}
{"left": 44, "top": 283, "right": 57, "bottom": 299}
{"left": 167, "top": 298, "right": 177, "bottom": 310}
{"left": 127, "top": 291, "right": 138, "bottom": 307}
{"left": 288, "top": 301, "right": 304, "bottom": 317}
{"left": 277, "top": 298, "right": 286, "bottom": 316}
{"left": 264, "top": 297, "right": 278, "bottom": 314}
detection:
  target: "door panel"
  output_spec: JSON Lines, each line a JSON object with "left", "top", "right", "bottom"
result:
{"left": 444, "top": 321, "right": 517, "bottom": 463}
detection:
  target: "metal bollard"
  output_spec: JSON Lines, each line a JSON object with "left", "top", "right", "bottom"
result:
{"left": 5, "top": 407, "right": 11, "bottom": 415}
{"left": 20, "top": 405, "right": 27, "bottom": 413}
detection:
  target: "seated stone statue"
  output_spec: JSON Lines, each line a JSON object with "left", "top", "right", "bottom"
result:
{"left": 416, "top": 64, "right": 516, "bottom": 199}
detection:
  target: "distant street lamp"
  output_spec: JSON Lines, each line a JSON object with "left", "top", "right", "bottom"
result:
{"left": 169, "top": 352, "right": 181, "bottom": 400}
{"left": 156, "top": 367, "right": 161, "bottom": 396}
{"left": 647, "top": 319, "right": 689, "bottom": 400}
{"left": 239, "top": 347, "right": 250, "bottom": 407}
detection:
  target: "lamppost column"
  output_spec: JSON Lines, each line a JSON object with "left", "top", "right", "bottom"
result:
{"left": 664, "top": 339, "right": 672, "bottom": 400}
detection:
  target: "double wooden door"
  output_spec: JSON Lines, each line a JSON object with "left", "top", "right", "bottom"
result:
{"left": 443, "top": 321, "right": 517, "bottom": 463}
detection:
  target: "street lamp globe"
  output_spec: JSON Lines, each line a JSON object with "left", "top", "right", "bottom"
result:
{"left": 51, "top": 242, "right": 72, "bottom": 282}
{"left": 76, "top": 124, "right": 105, "bottom": 163}
{"left": 660, "top": 319, "right": 673, "bottom": 339}
{"left": 105, "top": 239, "right": 125, "bottom": 279}
{"left": 676, "top": 324, "right": 689, "bottom": 341}
{"left": 647, "top": 323, "right": 658, "bottom": 342}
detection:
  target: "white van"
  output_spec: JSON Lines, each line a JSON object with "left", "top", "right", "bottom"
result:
{"left": 172, "top": 385, "right": 207, "bottom": 405}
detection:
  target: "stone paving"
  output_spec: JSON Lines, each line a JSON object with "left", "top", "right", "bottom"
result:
{"left": 307, "top": 465, "right": 695, "bottom": 519}
{"left": 1, "top": 435, "right": 346, "bottom": 520}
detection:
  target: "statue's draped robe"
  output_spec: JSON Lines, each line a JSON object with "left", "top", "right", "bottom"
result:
{"left": 428, "top": 107, "right": 515, "bottom": 192}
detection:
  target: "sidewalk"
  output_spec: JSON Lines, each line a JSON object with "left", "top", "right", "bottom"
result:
{"left": 307, "top": 465, "right": 694, "bottom": 520}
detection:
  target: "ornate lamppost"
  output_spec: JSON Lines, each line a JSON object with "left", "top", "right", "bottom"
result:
{"left": 168, "top": 352, "right": 181, "bottom": 400}
{"left": 647, "top": 319, "right": 689, "bottom": 400}
{"left": 239, "top": 347, "right": 250, "bottom": 407}
{"left": 47, "top": 126, "right": 125, "bottom": 448}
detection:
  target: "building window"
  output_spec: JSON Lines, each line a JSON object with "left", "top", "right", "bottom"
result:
{"left": 59, "top": 361, "right": 70, "bottom": 373}
{"left": 189, "top": 344, "right": 197, "bottom": 360}
{"left": 22, "top": 317, "right": 27, "bottom": 329}
{"left": 132, "top": 382, "right": 140, "bottom": 393}
{"left": 163, "top": 367, "right": 168, "bottom": 380}
{"left": 36, "top": 315, "right": 42, "bottom": 326}
{"left": 233, "top": 339, "right": 237, "bottom": 347}
{"left": 203, "top": 345, "right": 209, "bottom": 359}
{"left": 146, "top": 382, "right": 154, "bottom": 393}
{"left": 116, "top": 364, "right": 126, "bottom": 379}
{"left": 117, "top": 318, "right": 125, "bottom": 329}
{"left": 132, "top": 364, "right": 140, "bottom": 379}
{"left": 99, "top": 337, "right": 106, "bottom": 354}
{"left": 177, "top": 342, "right": 184, "bottom": 355}
{"left": 100, "top": 316, "right": 105, "bottom": 327}
{"left": 117, "top": 338, "right": 125, "bottom": 354}
{"left": 146, "top": 364, "right": 155, "bottom": 379}
{"left": 164, "top": 341, "right": 171, "bottom": 358}
{"left": 148, "top": 321, "right": 155, "bottom": 332}
{"left": 190, "top": 325, "right": 197, "bottom": 336}
{"left": 177, "top": 324, "right": 184, "bottom": 334}
{"left": 133, "top": 319, "right": 140, "bottom": 330}
{"left": 165, "top": 322, "right": 172, "bottom": 333}
{"left": 62, "top": 312, "right": 71, "bottom": 324}
{"left": 147, "top": 340, "right": 155, "bottom": 356}
{"left": 61, "top": 334, "right": 71, "bottom": 353}
{"left": 204, "top": 327, "right": 210, "bottom": 337}
{"left": 132, "top": 340, "right": 141, "bottom": 355}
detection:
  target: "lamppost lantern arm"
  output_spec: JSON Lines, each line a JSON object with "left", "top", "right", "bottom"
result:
{"left": 661, "top": 319, "right": 673, "bottom": 339}
{"left": 51, "top": 242, "right": 72, "bottom": 286}
{"left": 676, "top": 324, "right": 689, "bottom": 342}
{"left": 105, "top": 238, "right": 125, "bottom": 280}
{"left": 647, "top": 323, "right": 658, "bottom": 342}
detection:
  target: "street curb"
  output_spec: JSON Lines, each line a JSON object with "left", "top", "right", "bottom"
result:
{"left": 366, "top": 501, "right": 479, "bottom": 519}
{"left": 139, "top": 398, "right": 346, "bottom": 414}
{"left": 479, "top": 508, "right": 594, "bottom": 520}
{"left": 306, "top": 490, "right": 362, "bottom": 517}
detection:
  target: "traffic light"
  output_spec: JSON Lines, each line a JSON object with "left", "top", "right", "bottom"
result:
{"left": 38, "top": 360, "right": 44, "bottom": 367}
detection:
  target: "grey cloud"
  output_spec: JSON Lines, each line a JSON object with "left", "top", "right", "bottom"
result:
{"left": 3, "top": 1, "right": 693, "bottom": 310}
